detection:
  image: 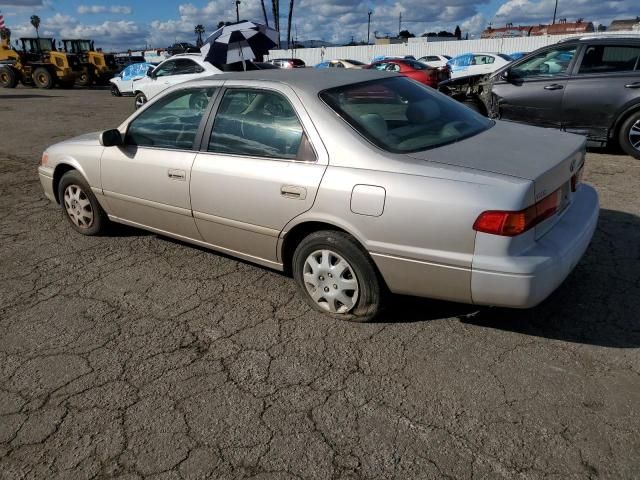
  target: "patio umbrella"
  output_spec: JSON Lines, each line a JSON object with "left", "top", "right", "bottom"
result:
{"left": 200, "top": 21, "right": 278, "bottom": 67}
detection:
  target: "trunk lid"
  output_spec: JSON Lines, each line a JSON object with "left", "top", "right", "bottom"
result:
{"left": 407, "top": 120, "right": 586, "bottom": 237}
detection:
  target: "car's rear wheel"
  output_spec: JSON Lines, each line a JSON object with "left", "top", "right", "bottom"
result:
{"left": 618, "top": 111, "right": 640, "bottom": 160}
{"left": 292, "top": 230, "right": 383, "bottom": 322}
{"left": 110, "top": 83, "right": 121, "bottom": 97}
{"left": 134, "top": 92, "right": 147, "bottom": 109}
{"left": 58, "top": 170, "right": 108, "bottom": 235}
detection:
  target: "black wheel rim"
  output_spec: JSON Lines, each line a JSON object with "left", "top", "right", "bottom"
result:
{"left": 629, "top": 119, "right": 640, "bottom": 153}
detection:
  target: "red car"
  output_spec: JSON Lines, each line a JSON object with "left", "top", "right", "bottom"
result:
{"left": 365, "top": 59, "right": 450, "bottom": 88}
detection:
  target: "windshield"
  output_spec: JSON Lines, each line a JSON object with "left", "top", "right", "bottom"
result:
{"left": 344, "top": 59, "right": 365, "bottom": 65}
{"left": 76, "top": 40, "right": 92, "bottom": 52}
{"left": 320, "top": 77, "right": 493, "bottom": 153}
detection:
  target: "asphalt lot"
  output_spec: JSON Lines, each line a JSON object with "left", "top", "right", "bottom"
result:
{"left": 0, "top": 86, "right": 639, "bottom": 480}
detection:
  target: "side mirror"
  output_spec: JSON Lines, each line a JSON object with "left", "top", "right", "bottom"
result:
{"left": 500, "top": 69, "right": 511, "bottom": 80}
{"left": 146, "top": 66, "right": 154, "bottom": 78}
{"left": 100, "top": 129, "right": 123, "bottom": 147}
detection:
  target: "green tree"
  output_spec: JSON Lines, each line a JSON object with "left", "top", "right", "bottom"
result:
{"left": 30, "top": 15, "right": 41, "bottom": 38}
{"left": 454, "top": 25, "right": 461, "bottom": 39}
{"left": 398, "top": 29, "right": 414, "bottom": 38}
{"left": 194, "top": 24, "right": 205, "bottom": 47}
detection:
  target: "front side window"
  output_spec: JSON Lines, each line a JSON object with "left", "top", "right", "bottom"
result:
{"left": 320, "top": 77, "right": 493, "bottom": 153}
{"left": 153, "top": 60, "right": 177, "bottom": 77}
{"left": 511, "top": 46, "right": 576, "bottom": 77}
{"left": 126, "top": 87, "right": 216, "bottom": 150}
{"left": 209, "top": 89, "right": 309, "bottom": 160}
{"left": 578, "top": 45, "right": 640, "bottom": 74}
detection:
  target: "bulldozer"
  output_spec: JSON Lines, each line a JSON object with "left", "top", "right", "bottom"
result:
{"left": 0, "top": 27, "right": 82, "bottom": 88}
{"left": 62, "top": 39, "right": 119, "bottom": 86}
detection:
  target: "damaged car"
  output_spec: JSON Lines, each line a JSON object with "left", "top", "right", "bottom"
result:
{"left": 439, "top": 36, "right": 640, "bottom": 159}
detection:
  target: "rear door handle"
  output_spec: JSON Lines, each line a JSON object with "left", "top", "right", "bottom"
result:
{"left": 544, "top": 84, "right": 564, "bottom": 90}
{"left": 625, "top": 82, "right": 640, "bottom": 89}
{"left": 280, "top": 185, "right": 307, "bottom": 200}
{"left": 168, "top": 169, "right": 186, "bottom": 181}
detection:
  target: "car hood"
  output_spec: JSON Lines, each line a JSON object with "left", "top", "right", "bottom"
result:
{"left": 406, "top": 120, "right": 584, "bottom": 181}
{"left": 59, "top": 131, "right": 102, "bottom": 146}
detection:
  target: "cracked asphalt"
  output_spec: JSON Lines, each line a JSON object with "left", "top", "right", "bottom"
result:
{"left": 0, "top": 87, "right": 639, "bottom": 480}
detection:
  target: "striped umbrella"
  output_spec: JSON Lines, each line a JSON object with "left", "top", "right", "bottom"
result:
{"left": 0, "top": 11, "right": 6, "bottom": 29}
{"left": 200, "top": 21, "right": 278, "bottom": 66}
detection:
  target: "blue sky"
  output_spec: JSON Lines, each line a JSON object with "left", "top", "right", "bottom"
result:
{"left": 0, "top": 0, "right": 638, "bottom": 51}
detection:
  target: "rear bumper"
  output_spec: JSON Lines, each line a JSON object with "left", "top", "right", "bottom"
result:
{"left": 471, "top": 184, "right": 599, "bottom": 308}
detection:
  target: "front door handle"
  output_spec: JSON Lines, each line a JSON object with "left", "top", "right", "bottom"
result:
{"left": 625, "top": 82, "right": 640, "bottom": 89}
{"left": 168, "top": 169, "right": 186, "bottom": 181}
{"left": 280, "top": 185, "right": 307, "bottom": 200}
{"left": 544, "top": 84, "right": 564, "bottom": 90}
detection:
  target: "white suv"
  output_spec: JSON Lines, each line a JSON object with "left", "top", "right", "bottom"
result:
{"left": 133, "top": 54, "right": 222, "bottom": 109}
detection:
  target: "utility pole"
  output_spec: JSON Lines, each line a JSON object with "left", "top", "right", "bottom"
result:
{"left": 398, "top": 12, "right": 402, "bottom": 36}
{"left": 235, "top": 0, "right": 241, "bottom": 22}
{"left": 552, "top": 0, "right": 558, "bottom": 24}
{"left": 367, "top": 10, "right": 372, "bottom": 44}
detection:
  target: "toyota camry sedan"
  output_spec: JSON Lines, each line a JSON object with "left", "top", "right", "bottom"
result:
{"left": 38, "top": 69, "right": 599, "bottom": 322}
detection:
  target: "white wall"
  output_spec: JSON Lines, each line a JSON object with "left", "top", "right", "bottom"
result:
{"left": 266, "top": 31, "right": 640, "bottom": 65}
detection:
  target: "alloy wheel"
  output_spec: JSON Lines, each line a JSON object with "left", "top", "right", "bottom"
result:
{"left": 63, "top": 184, "right": 94, "bottom": 229}
{"left": 135, "top": 94, "right": 147, "bottom": 108}
{"left": 302, "top": 249, "right": 359, "bottom": 314}
{"left": 629, "top": 119, "right": 640, "bottom": 152}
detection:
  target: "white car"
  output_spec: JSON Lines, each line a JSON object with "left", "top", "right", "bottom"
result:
{"left": 447, "top": 52, "right": 512, "bottom": 79}
{"left": 109, "top": 62, "right": 156, "bottom": 97}
{"left": 417, "top": 54, "right": 451, "bottom": 68}
{"left": 132, "top": 54, "right": 222, "bottom": 109}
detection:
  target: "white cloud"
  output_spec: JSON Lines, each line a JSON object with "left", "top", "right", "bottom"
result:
{"left": 77, "top": 5, "right": 132, "bottom": 15}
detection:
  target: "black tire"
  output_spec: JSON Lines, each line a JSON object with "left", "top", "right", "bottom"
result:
{"left": 32, "top": 67, "right": 54, "bottom": 89}
{"left": 134, "top": 91, "right": 147, "bottom": 109}
{"left": 0, "top": 67, "right": 18, "bottom": 88}
{"left": 77, "top": 69, "right": 94, "bottom": 87}
{"left": 618, "top": 110, "right": 640, "bottom": 160}
{"left": 292, "top": 230, "right": 384, "bottom": 322}
{"left": 110, "top": 83, "right": 121, "bottom": 97}
{"left": 57, "top": 170, "right": 108, "bottom": 236}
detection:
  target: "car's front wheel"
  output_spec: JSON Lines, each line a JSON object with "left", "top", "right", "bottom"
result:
{"left": 292, "top": 230, "right": 383, "bottom": 322}
{"left": 134, "top": 91, "right": 147, "bottom": 109}
{"left": 58, "top": 170, "right": 108, "bottom": 235}
{"left": 618, "top": 110, "right": 640, "bottom": 160}
{"left": 110, "top": 83, "right": 121, "bottom": 97}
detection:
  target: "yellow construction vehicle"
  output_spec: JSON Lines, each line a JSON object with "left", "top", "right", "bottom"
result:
{"left": 0, "top": 28, "right": 82, "bottom": 88}
{"left": 62, "top": 39, "right": 118, "bottom": 86}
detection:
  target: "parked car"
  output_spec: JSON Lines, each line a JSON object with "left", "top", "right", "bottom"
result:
{"left": 114, "top": 55, "right": 146, "bottom": 70}
{"left": 371, "top": 55, "right": 416, "bottom": 63}
{"left": 167, "top": 42, "right": 200, "bottom": 56}
{"left": 315, "top": 59, "right": 366, "bottom": 69}
{"left": 508, "top": 52, "right": 528, "bottom": 61}
{"left": 439, "top": 36, "right": 640, "bottom": 159}
{"left": 266, "top": 58, "right": 306, "bottom": 68}
{"left": 132, "top": 53, "right": 222, "bottom": 109}
{"left": 365, "top": 58, "right": 450, "bottom": 88}
{"left": 38, "top": 69, "right": 598, "bottom": 322}
{"left": 110, "top": 62, "right": 156, "bottom": 97}
{"left": 417, "top": 54, "right": 451, "bottom": 68}
{"left": 447, "top": 52, "right": 512, "bottom": 78}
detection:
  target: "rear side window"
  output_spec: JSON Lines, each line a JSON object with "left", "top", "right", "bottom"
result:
{"left": 126, "top": 87, "right": 215, "bottom": 150}
{"left": 209, "top": 89, "right": 311, "bottom": 160}
{"left": 578, "top": 45, "right": 640, "bottom": 74}
{"left": 404, "top": 60, "right": 428, "bottom": 70}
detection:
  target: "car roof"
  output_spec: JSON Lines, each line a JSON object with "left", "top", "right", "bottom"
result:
{"left": 558, "top": 35, "right": 640, "bottom": 44}
{"left": 187, "top": 68, "right": 397, "bottom": 93}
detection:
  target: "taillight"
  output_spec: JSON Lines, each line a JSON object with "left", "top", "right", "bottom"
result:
{"left": 571, "top": 165, "right": 584, "bottom": 192}
{"left": 473, "top": 189, "right": 562, "bottom": 236}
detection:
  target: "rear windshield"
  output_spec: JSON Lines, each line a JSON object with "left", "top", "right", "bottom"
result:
{"left": 320, "top": 77, "right": 493, "bottom": 153}
{"left": 345, "top": 59, "right": 365, "bottom": 65}
{"left": 497, "top": 53, "right": 513, "bottom": 61}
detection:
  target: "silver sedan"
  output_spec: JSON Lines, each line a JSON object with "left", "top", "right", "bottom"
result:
{"left": 38, "top": 69, "right": 599, "bottom": 321}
